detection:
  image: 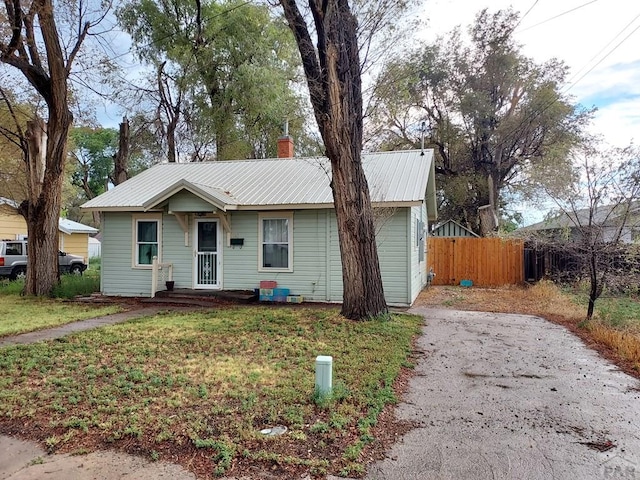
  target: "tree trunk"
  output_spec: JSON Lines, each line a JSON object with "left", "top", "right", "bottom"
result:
{"left": 113, "top": 118, "right": 129, "bottom": 185}
{"left": 280, "top": 0, "right": 388, "bottom": 320}
{"left": 1, "top": 0, "right": 85, "bottom": 296}
{"left": 24, "top": 112, "right": 71, "bottom": 295}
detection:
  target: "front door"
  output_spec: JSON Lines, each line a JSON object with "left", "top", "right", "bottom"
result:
{"left": 194, "top": 219, "right": 221, "bottom": 289}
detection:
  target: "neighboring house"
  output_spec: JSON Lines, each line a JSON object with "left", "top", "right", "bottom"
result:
{"left": 58, "top": 218, "right": 99, "bottom": 260}
{"left": 431, "top": 219, "right": 479, "bottom": 238}
{"left": 88, "top": 236, "right": 102, "bottom": 258}
{"left": 82, "top": 148, "right": 438, "bottom": 306}
{"left": 0, "top": 197, "right": 98, "bottom": 259}
{"left": 0, "top": 198, "right": 26, "bottom": 240}
{"left": 521, "top": 202, "right": 640, "bottom": 244}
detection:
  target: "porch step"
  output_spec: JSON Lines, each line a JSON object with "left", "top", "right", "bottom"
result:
{"left": 148, "top": 289, "right": 257, "bottom": 305}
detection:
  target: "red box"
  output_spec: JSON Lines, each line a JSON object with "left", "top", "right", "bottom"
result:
{"left": 259, "top": 280, "right": 277, "bottom": 289}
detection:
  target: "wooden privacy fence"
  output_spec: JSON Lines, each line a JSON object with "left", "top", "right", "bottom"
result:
{"left": 427, "top": 237, "right": 524, "bottom": 287}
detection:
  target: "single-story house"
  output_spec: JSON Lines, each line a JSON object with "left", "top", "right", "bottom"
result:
{"left": 431, "top": 219, "right": 479, "bottom": 238}
{"left": 0, "top": 197, "right": 98, "bottom": 260}
{"left": 521, "top": 202, "right": 640, "bottom": 244}
{"left": 89, "top": 236, "right": 102, "bottom": 258}
{"left": 82, "top": 147, "right": 437, "bottom": 306}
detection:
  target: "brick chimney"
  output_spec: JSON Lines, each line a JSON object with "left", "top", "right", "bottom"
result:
{"left": 277, "top": 135, "right": 294, "bottom": 158}
{"left": 277, "top": 121, "right": 294, "bottom": 158}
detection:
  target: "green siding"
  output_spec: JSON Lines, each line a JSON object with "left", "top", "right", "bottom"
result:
{"left": 222, "top": 211, "right": 327, "bottom": 300}
{"left": 329, "top": 208, "right": 410, "bottom": 306}
{"left": 409, "top": 203, "right": 428, "bottom": 303}
{"left": 169, "top": 191, "right": 216, "bottom": 212}
{"left": 162, "top": 215, "right": 193, "bottom": 287}
{"left": 101, "top": 212, "right": 152, "bottom": 296}
{"left": 102, "top": 212, "right": 194, "bottom": 296}
{"left": 102, "top": 206, "right": 417, "bottom": 305}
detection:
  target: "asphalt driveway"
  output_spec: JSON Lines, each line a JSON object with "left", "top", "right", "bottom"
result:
{"left": 366, "top": 307, "right": 640, "bottom": 480}
{"left": 1, "top": 307, "right": 639, "bottom": 479}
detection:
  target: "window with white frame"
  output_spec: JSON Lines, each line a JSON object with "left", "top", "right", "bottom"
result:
{"left": 133, "top": 215, "right": 161, "bottom": 267}
{"left": 259, "top": 212, "right": 293, "bottom": 271}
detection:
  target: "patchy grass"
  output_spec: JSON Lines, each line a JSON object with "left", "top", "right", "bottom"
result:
{"left": 0, "top": 292, "right": 120, "bottom": 337}
{"left": 0, "top": 306, "right": 421, "bottom": 478}
{"left": 50, "top": 273, "right": 101, "bottom": 299}
{"left": 417, "top": 282, "right": 640, "bottom": 373}
{"left": 0, "top": 269, "right": 102, "bottom": 301}
{"left": 591, "top": 295, "right": 640, "bottom": 331}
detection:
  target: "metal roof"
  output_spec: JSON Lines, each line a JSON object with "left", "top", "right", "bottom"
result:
{"left": 82, "top": 150, "right": 436, "bottom": 215}
{"left": 0, "top": 197, "right": 19, "bottom": 209}
{"left": 58, "top": 218, "right": 98, "bottom": 234}
{"left": 522, "top": 202, "right": 640, "bottom": 231}
{"left": 1, "top": 197, "right": 97, "bottom": 234}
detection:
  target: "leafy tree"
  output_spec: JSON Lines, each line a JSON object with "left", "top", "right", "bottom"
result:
{"left": 0, "top": 86, "right": 30, "bottom": 201}
{"left": 68, "top": 126, "right": 118, "bottom": 223}
{"left": 117, "top": 0, "right": 311, "bottom": 161}
{"left": 64, "top": 118, "right": 158, "bottom": 225}
{"left": 69, "top": 127, "right": 118, "bottom": 199}
{"left": 0, "top": 0, "right": 106, "bottom": 295}
{"left": 279, "top": 0, "right": 387, "bottom": 320}
{"left": 368, "top": 9, "right": 590, "bottom": 234}
{"left": 528, "top": 143, "right": 640, "bottom": 319}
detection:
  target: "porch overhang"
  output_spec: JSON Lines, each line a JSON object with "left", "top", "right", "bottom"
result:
{"left": 142, "top": 179, "right": 238, "bottom": 212}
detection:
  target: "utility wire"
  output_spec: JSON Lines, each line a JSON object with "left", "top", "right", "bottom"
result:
{"left": 564, "top": 12, "right": 640, "bottom": 91}
{"left": 102, "top": 0, "right": 253, "bottom": 65}
{"left": 517, "top": 0, "right": 599, "bottom": 32}
{"left": 493, "top": 11, "right": 640, "bottom": 156}
{"left": 514, "top": 0, "right": 539, "bottom": 30}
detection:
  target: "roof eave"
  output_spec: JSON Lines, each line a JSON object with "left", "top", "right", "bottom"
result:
{"left": 142, "top": 179, "right": 234, "bottom": 212}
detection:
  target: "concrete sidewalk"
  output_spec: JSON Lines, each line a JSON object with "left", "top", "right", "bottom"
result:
{"left": 0, "top": 307, "right": 164, "bottom": 347}
{"left": 366, "top": 308, "right": 640, "bottom": 479}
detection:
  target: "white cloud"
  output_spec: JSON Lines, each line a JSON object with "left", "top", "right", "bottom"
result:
{"left": 419, "top": 0, "right": 640, "bottom": 148}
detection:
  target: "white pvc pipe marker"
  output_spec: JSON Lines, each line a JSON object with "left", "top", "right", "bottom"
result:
{"left": 315, "top": 355, "right": 333, "bottom": 395}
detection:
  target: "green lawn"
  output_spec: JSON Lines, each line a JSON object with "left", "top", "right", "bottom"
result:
{"left": 0, "top": 306, "right": 422, "bottom": 477}
{"left": 0, "top": 294, "right": 121, "bottom": 337}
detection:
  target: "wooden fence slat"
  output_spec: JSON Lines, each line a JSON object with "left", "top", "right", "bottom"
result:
{"left": 427, "top": 237, "right": 524, "bottom": 287}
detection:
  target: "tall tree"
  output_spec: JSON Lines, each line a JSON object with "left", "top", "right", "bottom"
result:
{"left": 68, "top": 126, "right": 118, "bottom": 224}
{"left": 0, "top": 0, "right": 100, "bottom": 294}
{"left": 368, "top": 9, "right": 590, "bottom": 234}
{"left": 0, "top": 86, "right": 30, "bottom": 200}
{"left": 279, "top": 0, "right": 387, "bottom": 320}
{"left": 530, "top": 143, "right": 640, "bottom": 319}
{"left": 117, "top": 0, "right": 311, "bottom": 161}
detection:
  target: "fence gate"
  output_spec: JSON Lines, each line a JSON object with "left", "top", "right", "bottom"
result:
{"left": 427, "top": 237, "right": 524, "bottom": 287}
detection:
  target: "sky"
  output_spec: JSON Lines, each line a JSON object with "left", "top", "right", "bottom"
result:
{"left": 418, "top": 0, "right": 640, "bottom": 148}
{"left": 99, "top": 0, "right": 640, "bottom": 148}
{"left": 93, "top": 0, "right": 637, "bottom": 224}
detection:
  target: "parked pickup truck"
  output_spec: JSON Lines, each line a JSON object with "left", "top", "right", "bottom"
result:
{"left": 0, "top": 239, "right": 88, "bottom": 280}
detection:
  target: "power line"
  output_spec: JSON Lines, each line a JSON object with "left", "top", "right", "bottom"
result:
{"left": 485, "top": 11, "right": 640, "bottom": 165}
{"left": 564, "top": 19, "right": 640, "bottom": 94}
{"left": 103, "top": 0, "right": 253, "bottom": 65}
{"left": 564, "top": 12, "right": 640, "bottom": 91}
{"left": 514, "top": 0, "right": 539, "bottom": 30}
{"left": 517, "top": 0, "right": 599, "bottom": 32}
